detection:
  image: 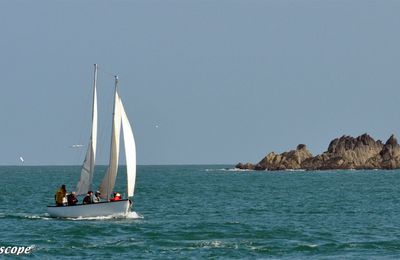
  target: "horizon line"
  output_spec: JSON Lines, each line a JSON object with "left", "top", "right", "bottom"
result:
{"left": 0, "top": 163, "right": 234, "bottom": 167}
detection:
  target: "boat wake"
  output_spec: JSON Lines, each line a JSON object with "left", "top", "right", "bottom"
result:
{"left": 0, "top": 212, "right": 51, "bottom": 220}
{"left": 67, "top": 211, "right": 144, "bottom": 221}
{"left": 0, "top": 211, "right": 144, "bottom": 221}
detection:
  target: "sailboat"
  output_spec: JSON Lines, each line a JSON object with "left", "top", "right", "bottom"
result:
{"left": 47, "top": 64, "right": 137, "bottom": 218}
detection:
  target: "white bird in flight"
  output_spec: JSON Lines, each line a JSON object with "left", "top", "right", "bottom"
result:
{"left": 70, "top": 144, "right": 84, "bottom": 148}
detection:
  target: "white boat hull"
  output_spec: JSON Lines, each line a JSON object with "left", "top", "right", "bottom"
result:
{"left": 47, "top": 199, "right": 131, "bottom": 218}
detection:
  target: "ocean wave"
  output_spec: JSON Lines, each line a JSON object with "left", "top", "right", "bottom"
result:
{"left": 297, "top": 243, "right": 319, "bottom": 248}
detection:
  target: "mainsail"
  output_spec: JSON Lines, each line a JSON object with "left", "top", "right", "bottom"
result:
{"left": 76, "top": 64, "right": 98, "bottom": 195}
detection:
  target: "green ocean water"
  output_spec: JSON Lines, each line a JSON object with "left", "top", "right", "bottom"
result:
{"left": 1, "top": 165, "right": 400, "bottom": 259}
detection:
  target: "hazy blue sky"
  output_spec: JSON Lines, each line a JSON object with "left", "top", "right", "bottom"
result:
{"left": 1, "top": 0, "right": 400, "bottom": 165}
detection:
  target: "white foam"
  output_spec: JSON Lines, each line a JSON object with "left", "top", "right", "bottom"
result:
{"left": 26, "top": 214, "right": 45, "bottom": 219}
{"left": 205, "top": 168, "right": 254, "bottom": 172}
{"left": 66, "top": 211, "right": 143, "bottom": 221}
{"left": 125, "top": 211, "right": 144, "bottom": 219}
{"left": 210, "top": 240, "right": 223, "bottom": 248}
{"left": 197, "top": 240, "right": 225, "bottom": 249}
{"left": 285, "top": 169, "right": 306, "bottom": 172}
{"left": 300, "top": 243, "right": 318, "bottom": 248}
{"left": 6, "top": 212, "right": 51, "bottom": 220}
{"left": 69, "top": 215, "right": 118, "bottom": 221}
{"left": 224, "top": 168, "right": 253, "bottom": 172}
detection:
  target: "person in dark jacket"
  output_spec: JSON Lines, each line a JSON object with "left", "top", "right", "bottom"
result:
{"left": 83, "top": 191, "right": 94, "bottom": 204}
{"left": 67, "top": 192, "right": 78, "bottom": 206}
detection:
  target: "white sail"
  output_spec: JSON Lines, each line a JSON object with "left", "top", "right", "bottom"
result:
{"left": 99, "top": 82, "right": 122, "bottom": 199}
{"left": 120, "top": 100, "right": 136, "bottom": 197}
{"left": 76, "top": 65, "right": 98, "bottom": 195}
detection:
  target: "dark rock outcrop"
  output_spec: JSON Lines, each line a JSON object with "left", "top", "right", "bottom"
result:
{"left": 235, "top": 162, "right": 255, "bottom": 170}
{"left": 255, "top": 144, "right": 313, "bottom": 170}
{"left": 366, "top": 135, "right": 400, "bottom": 169}
{"left": 236, "top": 133, "right": 400, "bottom": 170}
{"left": 302, "top": 134, "right": 383, "bottom": 170}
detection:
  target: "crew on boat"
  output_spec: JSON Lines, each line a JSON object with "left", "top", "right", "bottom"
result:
{"left": 83, "top": 191, "right": 94, "bottom": 204}
{"left": 67, "top": 191, "right": 78, "bottom": 206}
{"left": 93, "top": 191, "right": 101, "bottom": 203}
{"left": 110, "top": 192, "right": 121, "bottom": 202}
{"left": 55, "top": 184, "right": 67, "bottom": 206}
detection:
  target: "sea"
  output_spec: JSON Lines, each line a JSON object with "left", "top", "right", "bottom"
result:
{"left": 1, "top": 165, "right": 400, "bottom": 259}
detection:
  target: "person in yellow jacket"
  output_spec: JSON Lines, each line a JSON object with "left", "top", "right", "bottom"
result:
{"left": 55, "top": 184, "right": 67, "bottom": 206}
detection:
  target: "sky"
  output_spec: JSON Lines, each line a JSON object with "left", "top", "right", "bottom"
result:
{"left": 1, "top": 0, "right": 400, "bottom": 165}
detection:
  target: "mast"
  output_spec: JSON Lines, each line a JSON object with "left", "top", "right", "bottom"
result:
{"left": 108, "top": 75, "right": 118, "bottom": 201}
{"left": 102, "top": 75, "right": 119, "bottom": 201}
{"left": 88, "top": 63, "right": 98, "bottom": 188}
{"left": 91, "top": 64, "right": 98, "bottom": 137}
{"left": 75, "top": 64, "right": 98, "bottom": 195}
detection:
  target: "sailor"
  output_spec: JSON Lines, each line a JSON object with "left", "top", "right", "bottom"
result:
{"left": 110, "top": 192, "right": 121, "bottom": 202}
{"left": 67, "top": 191, "right": 78, "bottom": 206}
{"left": 93, "top": 191, "right": 101, "bottom": 203}
{"left": 83, "top": 191, "right": 94, "bottom": 204}
{"left": 55, "top": 184, "right": 67, "bottom": 206}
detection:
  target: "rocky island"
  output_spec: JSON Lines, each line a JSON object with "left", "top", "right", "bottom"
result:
{"left": 235, "top": 134, "right": 400, "bottom": 170}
